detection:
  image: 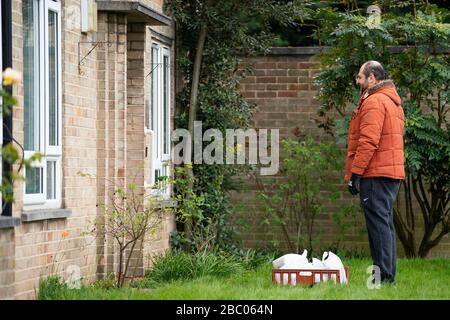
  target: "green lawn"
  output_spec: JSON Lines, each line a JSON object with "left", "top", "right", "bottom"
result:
{"left": 42, "top": 258, "right": 450, "bottom": 300}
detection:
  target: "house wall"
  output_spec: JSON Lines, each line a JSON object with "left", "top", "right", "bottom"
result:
{"left": 0, "top": 0, "right": 175, "bottom": 299}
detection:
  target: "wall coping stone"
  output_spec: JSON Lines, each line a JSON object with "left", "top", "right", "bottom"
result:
{"left": 260, "top": 46, "right": 450, "bottom": 56}
{"left": 0, "top": 216, "right": 21, "bottom": 229}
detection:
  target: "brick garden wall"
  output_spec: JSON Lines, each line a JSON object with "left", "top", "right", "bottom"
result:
{"left": 231, "top": 48, "right": 450, "bottom": 258}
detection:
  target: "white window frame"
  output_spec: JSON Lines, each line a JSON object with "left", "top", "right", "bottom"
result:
{"left": 23, "top": 0, "right": 62, "bottom": 210}
{"left": 145, "top": 42, "right": 171, "bottom": 198}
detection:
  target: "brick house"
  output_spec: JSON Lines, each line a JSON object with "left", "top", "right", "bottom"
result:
{"left": 0, "top": 0, "right": 176, "bottom": 299}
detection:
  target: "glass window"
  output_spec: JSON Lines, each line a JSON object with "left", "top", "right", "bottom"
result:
{"left": 25, "top": 167, "right": 43, "bottom": 194}
{"left": 22, "top": 0, "right": 61, "bottom": 208}
{"left": 46, "top": 160, "right": 56, "bottom": 199}
{"left": 48, "top": 10, "right": 58, "bottom": 147}
{"left": 163, "top": 54, "right": 169, "bottom": 155}
{"left": 23, "top": 0, "right": 40, "bottom": 152}
{"left": 152, "top": 46, "right": 159, "bottom": 152}
{"left": 148, "top": 43, "right": 171, "bottom": 197}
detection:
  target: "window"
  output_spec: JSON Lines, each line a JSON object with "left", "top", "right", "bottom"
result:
{"left": 22, "top": 0, "right": 61, "bottom": 209}
{"left": 146, "top": 43, "right": 170, "bottom": 197}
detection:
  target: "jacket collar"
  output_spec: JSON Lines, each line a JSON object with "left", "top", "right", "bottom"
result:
{"left": 361, "top": 79, "right": 395, "bottom": 100}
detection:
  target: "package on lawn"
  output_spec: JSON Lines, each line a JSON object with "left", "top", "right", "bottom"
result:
{"left": 322, "top": 251, "right": 347, "bottom": 284}
{"left": 272, "top": 249, "right": 308, "bottom": 269}
{"left": 273, "top": 250, "right": 348, "bottom": 285}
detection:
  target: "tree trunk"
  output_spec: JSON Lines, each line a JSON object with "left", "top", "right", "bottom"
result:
{"left": 121, "top": 240, "right": 138, "bottom": 287}
{"left": 117, "top": 246, "right": 124, "bottom": 288}
{"left": 185, "top": 24, "right": 207, "bottom": 251}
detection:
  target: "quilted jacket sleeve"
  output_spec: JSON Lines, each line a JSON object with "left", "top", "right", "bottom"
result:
{"left": 351, "top": 96, "right": 386, "bottom": 175}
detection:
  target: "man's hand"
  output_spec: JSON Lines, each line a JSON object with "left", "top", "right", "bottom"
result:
{"left": 348, "top": 173, "right": 362, "bottom": 195}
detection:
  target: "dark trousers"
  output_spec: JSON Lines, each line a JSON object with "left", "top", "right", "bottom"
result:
{"left": 359, "top": 177, "right": 401, "bottom": 283}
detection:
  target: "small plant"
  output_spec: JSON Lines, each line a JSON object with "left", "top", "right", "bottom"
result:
{"left": 35, "top": 230, "right": 76, "bottom": 299}
{"left": 169, "top": 164, "right": 209, "bottom": 252}
{"left": 331, "top": 204, "right": 366, "bottom": 251}
{"left": 37, "top": 275, "right": 68, "bottom": 300}
{"left": 80, "top": 168, "right": 171, "bottom": 288}
{"left": 253, "top": 135, "right": 351, "bottom": 256}
{"left": 91, "top": 273, "right": 118, "bottom": 290}
{"left": 48, "top": 230, "right": 70, "bottom": 276}
{"left": 236, "top": 248, "right": 279, "bottom": 271}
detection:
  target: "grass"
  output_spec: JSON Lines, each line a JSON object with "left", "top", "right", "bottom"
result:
{"left": 39, "top": 257, "right": 450, "bottom": 300}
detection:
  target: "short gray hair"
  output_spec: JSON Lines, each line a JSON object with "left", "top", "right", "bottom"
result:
{"left": 362, "top": 61, "right": 386, "bottom": 80}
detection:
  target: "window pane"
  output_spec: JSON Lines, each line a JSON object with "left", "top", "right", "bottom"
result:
{"left": 46, "top": 161, "right": 56, "bottom": 199}
{"left": 162, "top": 164, "right": 168, "bottom": 189}
{"left": 154, "top": 169, "right": 160, "bottom": 184}
{"left": 23, "top": 0, "right": 40, "bottom": 151}
{"left": 48, "top": 10, "right": 58, "bottom": 146}
{"left": 26, "top": 167, "right": 43, "bottom": 194}
{"left": 163, "top": 55, "right": 169, "bottom": 155}
{"left": 152, "top": 47, "right": 159, "bottom": 155}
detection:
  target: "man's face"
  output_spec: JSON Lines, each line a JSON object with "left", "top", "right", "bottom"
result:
{"left": 356, "top": 66, "right": 370, "bottom": 91}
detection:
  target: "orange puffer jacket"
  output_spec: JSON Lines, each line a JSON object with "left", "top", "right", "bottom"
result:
{"left": 345, "top": 80, "right": 405, "bottom": 181}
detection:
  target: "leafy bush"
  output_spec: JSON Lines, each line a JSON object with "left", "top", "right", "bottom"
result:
{"left": 253, "top": 136, "right": 354, "bottom": 256}
{"left": 140, "top": 250, "right": 246, "bottom": 286}
{"left": 145, "top": 250, "right": 194, "bottom": 283}
{"left": 236, "top": 248, "right": 279, "bottom": 271}
{"left": 91, "top": 273, "right": 118, "bottom": 290}
{"left": 37, "top": 275, "right": 68, "bottom": 300}
{"left": 193, "top": 250, "right": 245, "bottom": 278}
{"left": 79, "top": 170, "right": 170, "bottom": 287}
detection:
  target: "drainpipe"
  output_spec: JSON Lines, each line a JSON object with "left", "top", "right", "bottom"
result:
{"left": 2, "top": 0, "right": 13, "bottom": 217}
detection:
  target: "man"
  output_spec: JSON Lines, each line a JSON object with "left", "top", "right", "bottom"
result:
{"left": 345, "top": 61, "right": 405, "bottom": 284}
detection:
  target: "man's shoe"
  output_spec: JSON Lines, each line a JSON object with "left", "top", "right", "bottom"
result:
{"left": 381, "top": 279, "right": 397, "bottom": 288}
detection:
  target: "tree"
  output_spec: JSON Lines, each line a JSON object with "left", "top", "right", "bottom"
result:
{"left": 313, "top": 1, "right": 450, "bottom": 257}
{"left": 253, "top": 135, "right": 352, "bottom": 255}
{"left": 164, "top": 0, "right": 310, "bottom": 251}
{"left": 79, "top": 170, "right": 170, "bottom": 288}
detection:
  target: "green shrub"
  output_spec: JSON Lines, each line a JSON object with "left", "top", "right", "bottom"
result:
{"left": 254, "top": 137, "right": 348, "bottom": 255}
{"left": 37, "top": 275, "right": 68, "bottom": 300}
{"left": 91, "top": 273, "right": 118, "bottom": 290}
{"left": 140, "top": 249, "right": 246, "bottom": 286}
{"left": 192, "top": 250, "right": 245, "bottom": 278}
{"left": 233, "top": 248, "right": 279, "bottom": 271}
{"left": 146, "top": 250, "right": 194, "bottom": 283}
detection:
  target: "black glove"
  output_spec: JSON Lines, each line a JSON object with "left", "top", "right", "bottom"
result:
{"left": 348, "top": 173, "right": 362, "bottom": 195}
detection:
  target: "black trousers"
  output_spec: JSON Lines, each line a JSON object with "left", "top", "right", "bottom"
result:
{"left": 359, "top": 177, "right": 401, "bottom": 283}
